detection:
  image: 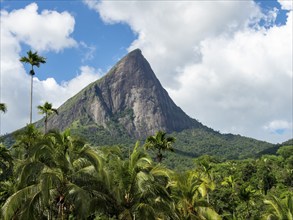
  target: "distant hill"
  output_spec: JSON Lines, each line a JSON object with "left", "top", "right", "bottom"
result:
{"left": 31, "top": 49, "right": 273, "bottom": 159}
{"left": 282, "top": 138, "right": 293, "bottom": 146}
{"left": 171, "top": 129, "right": 274, "bottom": 160}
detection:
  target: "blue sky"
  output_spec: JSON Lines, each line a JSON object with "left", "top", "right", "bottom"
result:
{"left": 2, "top": 0, "right": 136, "bottom": 83}
{"left": 1, "top": 0, "right": 292, "bottom": 143}
{"left": 5, "top": 0, "right": 288, "bottom": 83}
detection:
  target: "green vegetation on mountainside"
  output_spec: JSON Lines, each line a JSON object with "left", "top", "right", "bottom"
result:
{"left": 0, "top": 125, "right": 292, "bottom": 220}
{"left": 62, "top": 125, "right": 274, "bottom": 162}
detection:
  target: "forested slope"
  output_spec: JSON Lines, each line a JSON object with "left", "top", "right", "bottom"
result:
{"left": 1, "top": 126, "right": 292, "bottom": 219}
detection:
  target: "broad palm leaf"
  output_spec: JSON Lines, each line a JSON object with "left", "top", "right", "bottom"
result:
{"left": 169, "top": 170, "right": 221, "bottom": 220}
{"left": 20, "top": 50, "right": 46, "bottom": 124}
{"left": 263, "top": 194, "right": 293, "bottom": 220}
{"left": 2, "top": 130, "right": 111, "bottom": 219}
{"left": 37, "top": 102, "right": 58, "bottom": 133}
{"left": 108, "top": 142, "right": 177, "bottom": 219}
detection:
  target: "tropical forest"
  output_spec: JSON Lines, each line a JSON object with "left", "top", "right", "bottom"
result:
{"left": 0, "top": 49, "right": 292, "bottom": 220}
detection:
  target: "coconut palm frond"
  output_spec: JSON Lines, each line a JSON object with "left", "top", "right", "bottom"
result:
{"left": 2, "top": 184, "right": 40, "bottom": 220}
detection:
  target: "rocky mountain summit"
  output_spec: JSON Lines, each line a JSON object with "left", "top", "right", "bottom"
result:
{"left": 23, "top": 48, "right": 274, "bottom": 159}
{"left": 46, "top": 49, "right": 204, "bottom": 138}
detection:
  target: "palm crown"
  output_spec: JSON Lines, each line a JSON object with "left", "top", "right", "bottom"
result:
{"left": 37, "top": 102, "right": 58, "bottom": 133}
{"left": 144, "top": 130, "right": 176, "bottom": 162}
{"left": 20, "top": 50, "right": 46, "bottom": 75}
{"left": 0, "top": 103, "right": 7, "bottom": 113}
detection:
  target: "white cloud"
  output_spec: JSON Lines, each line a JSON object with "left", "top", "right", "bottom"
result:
{"left": 85, "top": 0, "right": 292, "bottom": 143}
{"left": 0, "top": 4, "right": 101, "bottom": 135}
{"left": 278, "top": 0, "right": 293, "bottom": 10}
{"left": 34, "top": 65, "right": 102, "bottom": 107}
{"left": 168, "top": 18, "right": 292, "bottom": 142}
{"left": 85, "top": 0, "right": 262, "bottom": 88}
{"left": 1, "top": 3, "right": 77, "bottom": 52}
{"left": 1, "top": 63, "right": 102, "bottom": 134}
{"left": 264, "top": 120, "right": 292, "bottom": 133}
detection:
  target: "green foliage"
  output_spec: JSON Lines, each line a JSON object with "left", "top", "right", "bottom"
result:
{"left": 277, "top": 145, "right": 293, "bottom": 160}
{"left": 37, "top": 101, "right": 58, "bottom": 133}
{"left": 144, "top": 130, "right": 176, "bottom": 162}
{"left": 263, "top": 194, "right": 293, "bottom": 220}
{"left": 1, "top": 127, "right": 292, "bottom": 219}
{"left": 19, "top": 50, "right": 46, "bottom": 74}
{"left": 0, "top": 103, "right": 7, "bottom": 113}
{"left": 171, "top": 129, "right": 274, "bottom": 160}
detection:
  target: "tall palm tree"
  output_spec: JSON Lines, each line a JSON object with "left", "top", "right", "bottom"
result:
{"left": 144, "top": 130, "right": 176, "bottom": 162}
{"left": 20, "top": 50, "right": 46, "bottom": 124}
{"left": 0, "top": 103, "right": 7, "bottom": 113}
{"left": 37, "top": 102, "right": 58, "bottom": 133}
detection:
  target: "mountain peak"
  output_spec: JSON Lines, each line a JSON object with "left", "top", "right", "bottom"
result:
{"left": 47, "top": 49, "right": 203, "bottom": 138}
{"left": 128, "top": 48, "right": 142, "bottom": 55}
{"left": 118, "top": 48, "right": 142, "bottom": 64}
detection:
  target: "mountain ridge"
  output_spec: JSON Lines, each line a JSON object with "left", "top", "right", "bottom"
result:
{"left": 46, "top": 49, "right": 205, "bottom": 138}
{"left": 21, "top": 48, "right": 274, "bottom": 160}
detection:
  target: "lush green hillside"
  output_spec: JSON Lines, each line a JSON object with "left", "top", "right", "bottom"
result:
{"left": 67, "top": 125, "right": 274, "bottom": 162}
{"left": 0, "top": 126, "right": 292, "bottom": 219}
{"left": 282, "top": 138, "right": 293, "bottom": 145}
{"left": 171, "top": 129, "right": 273, "bottom": 160}
{"left": 1, "top": 122, "right": 275, "bottom": 164}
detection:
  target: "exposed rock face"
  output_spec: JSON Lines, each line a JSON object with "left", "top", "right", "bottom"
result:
{"left": 47, "top": 49, "right": 203, "bottom": 138}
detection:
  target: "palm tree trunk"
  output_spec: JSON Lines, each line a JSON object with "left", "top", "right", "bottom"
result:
{"left": 30, "top": 73, "right": 33, "bottom": 124}
{"left": 45, "top": 115, "right": 48, "bottom": 133}
{"left": 157, "top": 149, "right": 162, "bottom": 162}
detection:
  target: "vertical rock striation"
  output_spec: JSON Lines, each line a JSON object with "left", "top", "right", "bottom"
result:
{"left": 47, "top": 49, "right": 203, "bottom": 138}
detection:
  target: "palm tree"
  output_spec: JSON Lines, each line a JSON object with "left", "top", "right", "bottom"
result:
{"left": 20, "top": 50, "right": 46, "bottom": 124}
{"left": 169, "top": 170, "right": 221, "bottom": 220}
{"left": 2, "top": 129, "right": 111, "bottom": 220}
{"left": 37, "top": 102, "right": 58, "bottom": 133}
{"left": 12, "top": 124, "right": 42, "bottom": 159}
{"left": 144, "top": 130, "right": 176, "bottom": 162}
{"left": 106, "top": 142, "right": 177, "bottom": 219}
{"left": 0, "top": 103, "right": 7, "bottom": 113}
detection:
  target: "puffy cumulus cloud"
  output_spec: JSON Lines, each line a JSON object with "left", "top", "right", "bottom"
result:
{"left": 34, "top": 65, "right": 102, "bottom": 107}
{"left": 85, "top": 0, "right": 292, "bottom": 143}
{"left": 84, "top": 0, "right": 262, "bottom": 88}
{"left": 278, "top": 0, "right": 293, "bottom": 10}
{"left": 1, "top": 3, "right": 77, "bottom": 52}
{"left": 0, "top": 4, "right": 101, "bottom": 134}
{"left": 168, "top": 15, "right": 292, "bottom": 143}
